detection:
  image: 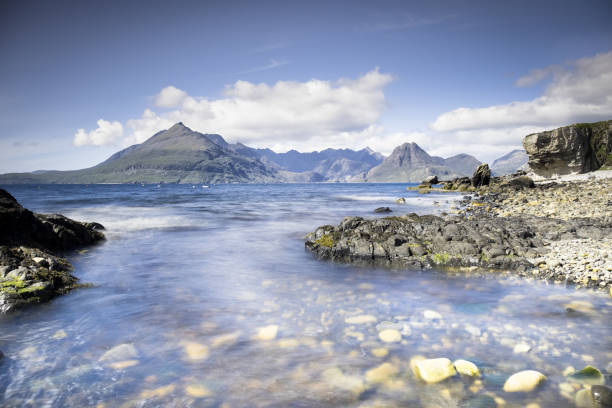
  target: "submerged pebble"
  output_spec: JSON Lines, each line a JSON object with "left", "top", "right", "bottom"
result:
{"left": 255, "top": 325, "right": 279, "bottom": 341}
{"left": 378, "top": 329, "right": 401, "bottom": 343}
{"left": 503, "top": 370, "right": 546, "bottom": 392}
{"left": 414, "top": 358, "right": 456, "bottom": 384}
{"left": 454, "top": 359, "right": 480, "bottom": 377}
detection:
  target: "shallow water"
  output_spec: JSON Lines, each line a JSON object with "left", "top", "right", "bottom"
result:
{"left": 0, "top": 184, "right": 610, "bottom": 407}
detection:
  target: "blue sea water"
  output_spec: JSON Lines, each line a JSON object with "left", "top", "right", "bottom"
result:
{"left": 0, "top": 184, "right": 610, "bottom": 407}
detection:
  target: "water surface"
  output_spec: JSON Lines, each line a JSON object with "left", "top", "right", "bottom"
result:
{"left": 0, "top": 184, "right": 610, "bottom": 407}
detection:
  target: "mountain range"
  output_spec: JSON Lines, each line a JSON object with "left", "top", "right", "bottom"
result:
{"left": 491, "top": 149, "right": 528, "bottom": 176}
{"left": 0, "top": 123, "right": 522, "bottom": 184}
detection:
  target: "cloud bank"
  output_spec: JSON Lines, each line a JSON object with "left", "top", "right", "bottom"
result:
{"left": 74, "top": 51, "right": 611, "bottom": 162}
{"left": 431, "top": 51, "right": 612, "bottom": 132}
{"left": 75, "top": 69, "right": 395, "bottom": 152}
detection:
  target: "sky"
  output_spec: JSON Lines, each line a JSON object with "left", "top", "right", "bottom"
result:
{"left": 1, "top": 0, "right": 611, "bottom": 173}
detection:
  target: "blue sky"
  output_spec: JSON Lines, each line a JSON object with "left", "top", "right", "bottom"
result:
{"left": 1, "top": 0, "right": 611, "bottom": 172}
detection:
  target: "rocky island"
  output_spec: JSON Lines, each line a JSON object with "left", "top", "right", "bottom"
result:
{"left": 306, "top": 120, "right": 612, "bottom": 291}
{"left": 0, "top": 189, "right": 105, "bottom": 313}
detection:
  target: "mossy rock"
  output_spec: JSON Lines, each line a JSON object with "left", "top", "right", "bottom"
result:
{"left": 315, "top": 234, "right": 335, "bottom": 248}
{"left": 431, "top": 253, "right": 450, "bottom": 264}
{"left": 569, "top": 366, "right": 604, "bottom": 385}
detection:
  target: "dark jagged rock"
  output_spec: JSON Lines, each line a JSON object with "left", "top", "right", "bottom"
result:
{"left": 0, "top": 189, "right": 104, "bottom": 313}
{"left": 523, "top": 120, "right": 612, "bottom": 177}
{"left": 305, "top": 211, "right": 611, "bottom": 286}
{"left": 499, "top": 175, "right": 535, "bottom": 190}
{"left": 471, "top": 163, "right": 491, "bottom": 187}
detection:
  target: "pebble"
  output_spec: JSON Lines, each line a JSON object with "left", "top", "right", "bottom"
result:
{"left": 378, "top": 329, "right": 401, "bottom": 343}
{"left": 413, "top": 358, "right": 457, "bottom": 384}
{"left": 365, "top": 362, "right": 399, "bottom": 384}
{"left": 183, "top": 342, "right": 209, "bottom": 361}
{"left": 51, "top": 330, "right": 67, "bottom": 340}
{"left": 371, "top": 348, "right": 388, "bottom": 358}
{"left": 454, "top": 359, "right": 480, "bottom": 377}
{"left": 575, "top": 388, "right": 596, "bottom": 407}
{"left": 99, "top": 344, "right": 138, "bottom": 362}
{"left": 108, "top": 360, "right": 139, "bottom": 370}
{"left": 255, "top": 325, "right": 278, "bottom": 341}
{"left": 569, "top": 366, "right": 604, "bottom": 385}
{"left": 503, "top": 370, "right": 546, "bottom": 392}
{"left": 322, "top": 367, "right": 365, "bottom": 396}
{"left": 513, "top": 343, "right": 531, "bottom": 354}
{"left": 423, "top": 310, "right": 442, "bottom": 320}
{"left": 140, "top": 384, "right": 175, "bottom": 399}
{"left": 185, "top": 384, "right": 211, "bottom": 398}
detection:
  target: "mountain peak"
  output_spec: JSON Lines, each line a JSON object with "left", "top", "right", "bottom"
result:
{"left": 169, "top": 122, "right": 188, "bottom": 130}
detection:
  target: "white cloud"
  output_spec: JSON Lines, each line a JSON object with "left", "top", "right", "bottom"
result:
{"left": 431, "top": 51, "right": 612, "bottom": 132}
{"left": 116, "top": 68, "right": 394, "bottom": 151}
{"left": 154, "top": 85, "right": 188, "bottom": 108}
{"left": 73, "top": 119, "right": 123, "bottom": 146}
{"left": 514, "top": 65, "right": 559, "bottom": 87}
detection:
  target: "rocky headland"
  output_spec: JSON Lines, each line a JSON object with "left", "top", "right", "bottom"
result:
{"left": 306, "top": 120, "right": 612, "bottom": 291}
{"left": 0, "top": 188, "right": 105, "bottom": 313}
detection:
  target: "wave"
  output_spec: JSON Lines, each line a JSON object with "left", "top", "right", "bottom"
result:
{"left": 63, "top": 206, "right": 198, "bottom": 233}
{"left": 335, "top": 195, "right": 404, "bottom": 202}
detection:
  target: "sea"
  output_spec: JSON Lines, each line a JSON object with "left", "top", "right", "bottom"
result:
{"left": 0, "top": 183, "right": 610, "bottom": 407}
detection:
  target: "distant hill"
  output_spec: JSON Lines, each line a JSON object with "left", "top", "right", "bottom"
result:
{"left": 0, "top": 123, "right": 280, "bottom": 184}
{"left": 491, "top": 149, "right": 528, "bottom": 175}
{"left": 364, "top": 143, "right": 481, "bottom": 182}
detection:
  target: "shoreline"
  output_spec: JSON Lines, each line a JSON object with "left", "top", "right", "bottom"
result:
{"left": 306, "top": 175, "right": 612, "bottom": 291}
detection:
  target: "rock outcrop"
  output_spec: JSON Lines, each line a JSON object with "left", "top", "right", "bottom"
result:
{"left": 523, "top": 120, "right": 612, "bottom": 178}
{"left": 0, "top": 189, "right": 105, "bottom": 312}
{"left": 306, "top": 176, "right": 612, "bottom": 289}
{"left": 471, "top": 163, "right": 491, "bottom": 187}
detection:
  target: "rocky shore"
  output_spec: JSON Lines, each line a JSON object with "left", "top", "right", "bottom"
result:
{"left": 305, "top": 174, "right": 612, "bottom": 290}
{"left": 0, "top": 189, "right": 105, "bottom": 313}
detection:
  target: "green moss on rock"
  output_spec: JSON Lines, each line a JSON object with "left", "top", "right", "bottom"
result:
{"left": 315, "top": 234, "right": 335, "bottom": 248}
{"left": 431, "top": 253, "right": 450, "bottom": 264}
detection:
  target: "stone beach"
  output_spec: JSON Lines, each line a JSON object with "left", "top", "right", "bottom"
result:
{"left": 306, "top": 175, "right": 612, "bottom": 291}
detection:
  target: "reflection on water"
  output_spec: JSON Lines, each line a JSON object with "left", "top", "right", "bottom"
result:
{"left": 0, "top": 184, "right": 610, "bottom": 407}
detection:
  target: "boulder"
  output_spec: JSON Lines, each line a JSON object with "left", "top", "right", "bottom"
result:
{"left": 500, "top": 176, "right": 535, "bottom": 190}
{"left": 0, "top": 189, "right": 105, "bottom": 250}
{"left": 472, "top": 163, "right": 491, "bottom": 187}
{"left": 523, "top": 121, "right": 612, "bottom": 177}
{"left": 0, "top": 188, "right": 105, "bottom": 313}
{"left": 422, "top": 175, "right": 439, "bottom": 185}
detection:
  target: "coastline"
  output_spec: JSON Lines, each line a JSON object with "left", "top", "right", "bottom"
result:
{"left": 306, "top": 174, "right": 612, "bottom": 291}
